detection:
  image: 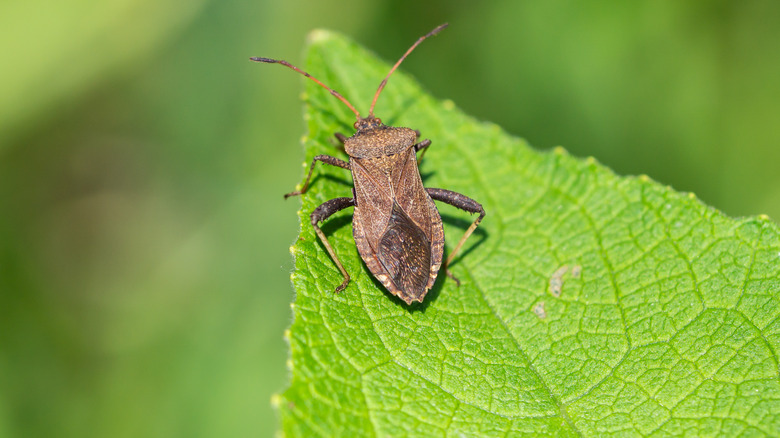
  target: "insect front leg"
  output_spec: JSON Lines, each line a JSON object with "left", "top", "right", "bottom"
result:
{"left": 310, "top": 197, "right": 356, "bottom": 293}
{"left": 415, "top": 139, "right": 432, "bottom": 161}
{"left": 285, "top": 155, "right": 350, "bottom": 199}
{"left": 426, "top": 188, "right": 486, "bottom": 285}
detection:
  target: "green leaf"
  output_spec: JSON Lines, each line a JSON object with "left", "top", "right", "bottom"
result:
{"left": 278, "top": 29, "right": 780, "bottom": 437}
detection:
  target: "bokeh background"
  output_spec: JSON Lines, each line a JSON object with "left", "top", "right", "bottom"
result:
{"left": 2, "top": 1, "right": 779, "bottom": 437}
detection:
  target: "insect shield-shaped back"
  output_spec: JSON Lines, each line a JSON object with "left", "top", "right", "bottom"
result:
{"left": 346, "top": 124, "right": 444, "bottom": 304}
{"left": 254, "top": 23, "right": 486, "bottom": 305}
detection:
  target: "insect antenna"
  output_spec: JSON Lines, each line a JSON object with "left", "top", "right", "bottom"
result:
{"left": 250, "top": 57, "right": 362, "bottom": 120}
{"left": 368, "top": 23, "right": 449, "bottom": 118}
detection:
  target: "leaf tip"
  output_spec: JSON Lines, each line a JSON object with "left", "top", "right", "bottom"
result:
{"left": 306, "top": 29, "right": 336, "bottom": 45}
{"left": 270, "top": 393, "right": 282, "bottom": 408}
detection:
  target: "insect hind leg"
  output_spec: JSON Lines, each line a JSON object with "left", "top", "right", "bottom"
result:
{"left": 426, "top": 188, "right": 485, "bottom": 285}
{"left": 310, "top": 197, "right": 355, "bottom": 293}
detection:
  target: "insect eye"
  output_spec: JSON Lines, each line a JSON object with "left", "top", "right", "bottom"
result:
{"left": 374, "top": 118, "right": 381, "bottom": 125}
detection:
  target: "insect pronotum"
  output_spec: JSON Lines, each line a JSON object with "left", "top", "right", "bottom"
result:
{"left": 252, "top": 23, "right": 485, "bottom": 304}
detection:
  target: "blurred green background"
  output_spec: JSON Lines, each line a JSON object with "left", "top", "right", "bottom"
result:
{"left": 2, "top": 1, "right": 779, "bottom": 437}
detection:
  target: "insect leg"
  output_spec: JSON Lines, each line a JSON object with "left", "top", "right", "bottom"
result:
{"left": 415, "top": 139, "right": 432, "bottom": 161}
{"left": 426, "top": 188, "right": 485, "bottom": 285}
{"left": 333, "top": 133, "right": 349, "bottom": 153}
{"left": 310, "top": 197, "right": 356, "bottom": 293}
{"left": 334, "top": 133, "right": 349, "bottom": 144}
{"left": 285, "top": 155, "right": 350, "bottom": 199}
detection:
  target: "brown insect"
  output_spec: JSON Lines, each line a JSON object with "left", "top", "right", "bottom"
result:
{"left": 253, "top": 23, "right": 485, "bottom": 304}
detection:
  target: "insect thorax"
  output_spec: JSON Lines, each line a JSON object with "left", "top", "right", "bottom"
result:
{"left": 344, "top": 126, "right": 417, "bottom": 158}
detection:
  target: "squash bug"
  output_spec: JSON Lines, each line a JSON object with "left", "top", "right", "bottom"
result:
{"left": 252, "top": 23, "right": 485, "bottom": 304}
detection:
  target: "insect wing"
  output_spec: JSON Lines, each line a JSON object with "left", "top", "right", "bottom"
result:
{"left": 377, "top": 201, "right": 431, "bottom": 299}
